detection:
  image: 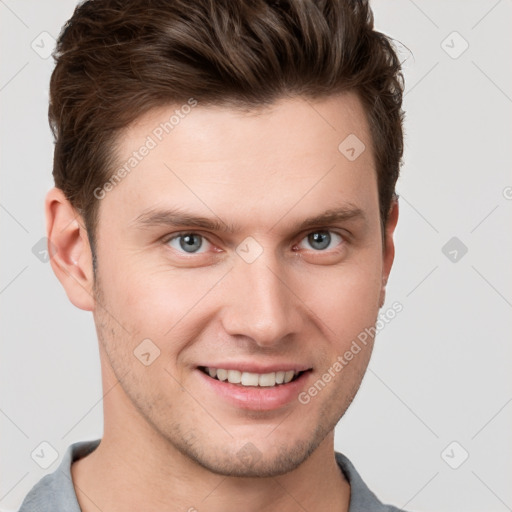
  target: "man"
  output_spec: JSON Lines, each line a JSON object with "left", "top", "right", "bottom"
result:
{"left": 19, "top": 0, "right": 407, "bottom": 510}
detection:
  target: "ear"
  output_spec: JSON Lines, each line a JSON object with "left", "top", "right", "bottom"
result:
{"left": 379, "top": 197, "right": 399, "bottom": 308}
{"left": 45, "top": 187, "right": 95, "bottom": 311}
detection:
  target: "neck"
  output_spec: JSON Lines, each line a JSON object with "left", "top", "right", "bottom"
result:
{"left": 72, "top": 431, "right": 349, "bottom": 512}
{"left": 71, "top": 358, "right": 350, "bottom": 512}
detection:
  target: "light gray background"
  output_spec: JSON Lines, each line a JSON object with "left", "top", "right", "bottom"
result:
{"left": 1, "top": 1, "right": 511, "bottom": 511}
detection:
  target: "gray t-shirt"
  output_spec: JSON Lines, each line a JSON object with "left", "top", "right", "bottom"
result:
{"left": 17, "top": 439, "right": 408, "bottom": 512}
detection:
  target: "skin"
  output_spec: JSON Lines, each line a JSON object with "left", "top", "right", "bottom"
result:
{"left": 46, "top": 92, "right": 398, "bottom": 512}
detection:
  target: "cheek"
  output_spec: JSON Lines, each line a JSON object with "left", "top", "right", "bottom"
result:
{"left": 99, "top": 234, "right": 383, "bottom": 348}
{"left": 301, "top": 255, "right": 383, "bottom": 336}
{"left": 103, "top": 257, "right": 225, "bottom": 341}
{"left": 299, "top": 261, "right": 381, "bottom": 410}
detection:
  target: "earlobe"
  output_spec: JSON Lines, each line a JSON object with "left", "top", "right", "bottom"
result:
{"left": 379, "top": 198, "right": 399, "bottom": 308}
{"left": 45, "top": 187, "right": 96, "bottom": 311}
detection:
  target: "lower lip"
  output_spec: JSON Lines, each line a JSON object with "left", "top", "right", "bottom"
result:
{"left": 196, "top": 369, "right": 312, "bottom": 411}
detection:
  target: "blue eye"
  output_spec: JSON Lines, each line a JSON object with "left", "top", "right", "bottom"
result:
{"left": 298, "top": 230, "right": 343, "bottom": 251}
{"left": 164, "top": 230, "right": 344, "bottom": 257}
{"left": 166, "top": 233, "right": 210, "bottom": 254}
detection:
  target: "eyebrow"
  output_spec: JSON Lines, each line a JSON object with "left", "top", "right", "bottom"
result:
{"left": 131, "top": 204, "right": 366, "bottom": 234}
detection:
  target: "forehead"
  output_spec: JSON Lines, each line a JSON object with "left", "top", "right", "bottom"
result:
{"left": 122, "top": 92, "right": 372, "bottom": 161}
{"left": 100, "top": 93, "right": 378, "bottom": 234}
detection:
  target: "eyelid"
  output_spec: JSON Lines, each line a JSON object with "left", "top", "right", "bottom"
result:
{"left": 161, "top": 227, "right": 348, "bottom": 254}
{"left": 295, "top": 229, "right": 346, "bottom": 250}
{"left": 162, "top": 231, "right": 216, "bottom": 254}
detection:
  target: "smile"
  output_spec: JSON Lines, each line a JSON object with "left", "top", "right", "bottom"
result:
{"left": 199, "top": 366, "right": 304, "bottom": 387}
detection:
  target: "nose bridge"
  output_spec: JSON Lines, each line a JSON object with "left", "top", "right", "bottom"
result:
{"left": 222, "top": 250, "right": 300, "bottom": 346}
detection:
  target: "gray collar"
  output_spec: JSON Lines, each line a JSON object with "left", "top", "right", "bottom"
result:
{"left": 18, "top": 439, "right": 406, "bottom": 512}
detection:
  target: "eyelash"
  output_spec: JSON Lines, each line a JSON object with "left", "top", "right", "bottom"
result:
{"left": 162, "top": 229, "right": 346, "bottom": 256}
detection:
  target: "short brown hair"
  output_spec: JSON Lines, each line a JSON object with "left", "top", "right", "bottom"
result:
{"left": 49, "top": 0, "right": 404, "bottom": 268}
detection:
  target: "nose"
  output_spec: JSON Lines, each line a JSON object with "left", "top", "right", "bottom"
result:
{"left": 219, "top": 253, "right": 304, "bottom": 348}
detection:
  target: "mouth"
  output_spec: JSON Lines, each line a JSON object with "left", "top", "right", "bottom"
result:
{"left": 198, "top": 366, "right": 308, "bottom": 388}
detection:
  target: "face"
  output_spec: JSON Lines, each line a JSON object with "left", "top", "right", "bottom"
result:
{"left": 89, "top": 93, "right": 396, "bottom": 477}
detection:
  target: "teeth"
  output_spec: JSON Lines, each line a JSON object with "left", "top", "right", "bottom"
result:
{"left": 284, "top": 370, "right": 295, "bottom": 384}
{"left": 258, "top": 373, "right": 276, "bottom": 387}
{"left": 203, "top": 367, "right": 301, "bottom": 387}
{"left": 216, "top": 368, "right": 228, "bottom": 381}
{"left": 227, "top": 369, "right": 242, "bottom": 384}
{"left": 241, "top": 372, "right": 259, "bottom": 386}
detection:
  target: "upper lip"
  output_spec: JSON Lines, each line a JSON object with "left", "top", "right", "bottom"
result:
{"left": 198, "top": 363, "right": 312, "bottom": 373}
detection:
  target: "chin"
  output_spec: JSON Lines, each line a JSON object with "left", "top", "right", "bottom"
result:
{"left": 170, "top": 428, "right": 326, "bottom": 478}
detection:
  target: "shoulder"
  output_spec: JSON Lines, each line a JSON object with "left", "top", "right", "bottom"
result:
{"left": 17, "top": 439, "right": 101, "bottom": 512}
{"left": 335, "top": 451, "right": 411, "bottom": 512}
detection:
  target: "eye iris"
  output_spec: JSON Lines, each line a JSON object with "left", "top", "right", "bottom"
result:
{"left": 308, "top": 231, "right": 330, "bottom": 250}
{"left": 179, "top": 233, "right": 202, "bottom": 253}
